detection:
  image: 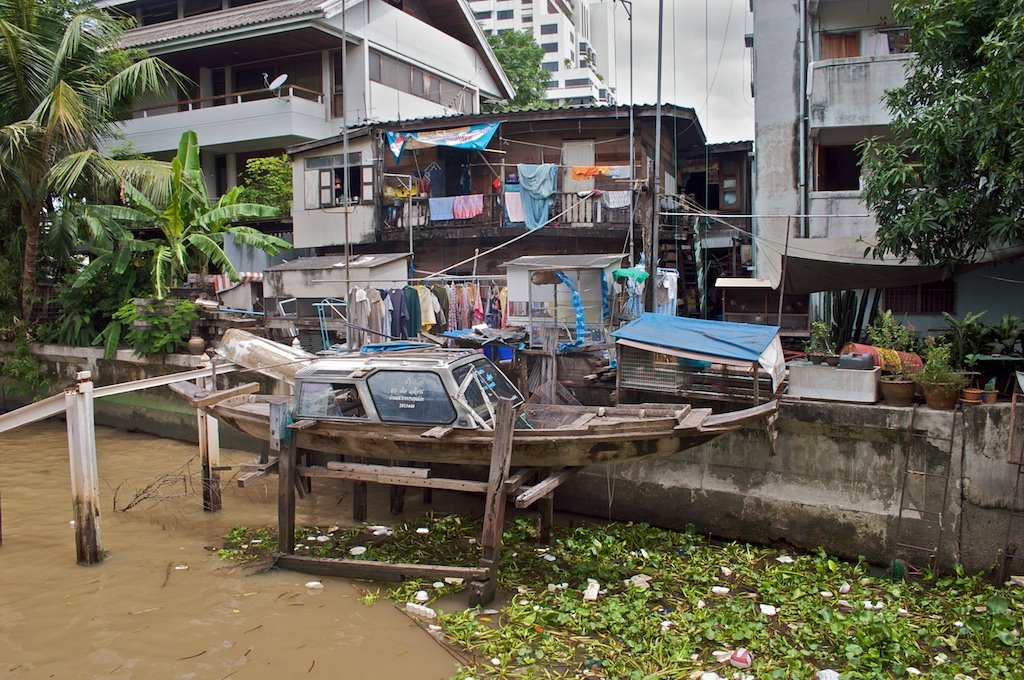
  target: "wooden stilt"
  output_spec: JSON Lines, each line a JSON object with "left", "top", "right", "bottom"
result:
{"left": 353, "top": 457, "right": 368, "bottom": 522}
{"left": 537, "top": 467, "right": 554, "bottom": 544}
{"left": 469, "top": 398, "right": 517, "bottom": 606}
{"left": 197, "top": 375, "right": 222, "bottom": 512}
{"left": 64, "top": 371, "right": 103, "bottom": 565}
{"left": 273, "top": 402, "right": 296, "bottom": 555}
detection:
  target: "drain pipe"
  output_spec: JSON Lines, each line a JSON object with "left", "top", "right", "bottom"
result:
{"left": 798, "top": 0, "right": 808, "bottom": 237}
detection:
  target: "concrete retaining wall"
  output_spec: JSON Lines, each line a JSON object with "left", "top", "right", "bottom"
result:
{"left": 3, "top": 343, "right": 1020, "bottom": 574}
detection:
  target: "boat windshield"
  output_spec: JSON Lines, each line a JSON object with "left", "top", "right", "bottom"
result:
{"left": 451, "top": 358, "right": 523, "bottom": 421}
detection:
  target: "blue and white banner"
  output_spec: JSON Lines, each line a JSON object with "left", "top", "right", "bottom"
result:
{"left": 385, "top": 122, "right": 500, "bottom": 160}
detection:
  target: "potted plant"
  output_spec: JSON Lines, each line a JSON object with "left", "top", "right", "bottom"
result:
{"left": 913, "top": 341, "right": 968, "bottom": 410}
{"left": 805, "top": 320, "right": 831, "bottom": 365}
{"left": 867, "top": 310, "right": 918, "bottom": 407}
{"left": 983, "top": 377, "right": 999, "bottom": 404}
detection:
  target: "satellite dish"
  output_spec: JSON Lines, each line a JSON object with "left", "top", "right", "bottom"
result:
{"left": 268, "top": 73, "right": 289, "bottom": 91}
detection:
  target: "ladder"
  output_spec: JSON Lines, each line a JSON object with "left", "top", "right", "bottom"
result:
{"left": 998, "top": 389, "right": 1024, "bottom": 582}
{"left": 893, "top": 405, "right": 959, "bottom": 572}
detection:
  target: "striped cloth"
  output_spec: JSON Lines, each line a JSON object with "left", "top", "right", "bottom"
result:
{"left": 213, "top": 272, "right": 263, "bottom": 294}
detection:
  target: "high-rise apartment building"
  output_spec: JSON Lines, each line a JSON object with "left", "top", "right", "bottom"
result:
{"left": 470, "top": 0, "right": 617, "bottom": 106}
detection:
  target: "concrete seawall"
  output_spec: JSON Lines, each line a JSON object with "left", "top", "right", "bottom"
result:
{"left": 3, "top": 343, "right": 1020, "bottom": 574}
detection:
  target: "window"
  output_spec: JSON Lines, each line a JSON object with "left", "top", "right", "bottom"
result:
{"left": 367, "top": 371, "right": 457, "bottom": 425}
{"left": 368, "top": 50, "right": 470, "bottom": 112}
{"left": 452, "top": 359, "right": 523, "bottom": 421}
{"left": 541, "top": 62, "right": 558, "bottom": 72}
{"left": 473, "top": 10, "right": 491, "bottom": 19}
{"left": 547, "top": 80, "right": 559, "bottom": 89}
{"left": 564, "top": 78, "right": 590, "bottom": 87}
{"left": 522, "top": 13, "right": 532, "bottom": 22}
{"left": 496, "top": 9, "right": 514, "bottom": 19}
{"left": 183, "top": 0, "right": 221, "bottom": 17}
{"left": 296, "top": 381, "right": 368, "bottom": 419}
{"left": 139, "top": 0, "right": 177, "bottom": 25}
{"left": 816, "top": 144, "right": 860, "bottom": 191}
{"left": 885, "top": 280, "right": 956, "bottom": 315}
{"left": 821, "top": 32, "right": 859, "bottom": 59}
{"left": 540, "top": 23, "right": 558, "bottom": 34}
{"left": 542, "top": 42, "right": 559, "bottom": 52}
{"left": 305, "top": 153, "right": 363, "bottom": 207}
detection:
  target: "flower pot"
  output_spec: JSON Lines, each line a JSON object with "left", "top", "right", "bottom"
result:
{"left": 921, "top": 382, "right": 960, "bottom": 410}
{"left": 824, "top": 354, "right": 840, "bottom": 367}
{"left": 880, "top": 379, "right": 916, "bottom": 407}
{"left": 962, "top": 387, "right": 984, "bottom": 401}
{"left": 188, "top": 335, "right": 207, "bottom": 356}
{"left": 809, "top": 353, "right": 824, "bottom": 365}
{"left": 983, "top": 390, "right": 998, "bottom": 404}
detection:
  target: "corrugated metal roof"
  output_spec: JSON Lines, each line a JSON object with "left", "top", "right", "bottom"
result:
{"left": 500, "top": 254, "right": 624, "bottom": 269}
{"left": 119, "top": 0, "right": 326, "bottom": 48}
{"left": 267, "top": 253, "right": 409, "bottom": 271}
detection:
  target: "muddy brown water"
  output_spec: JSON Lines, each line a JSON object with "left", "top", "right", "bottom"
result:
{"left": 0, "top": 422, "right": 461, "bottom": 679}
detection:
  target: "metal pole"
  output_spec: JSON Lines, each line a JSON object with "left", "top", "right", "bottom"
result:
{"left": 777, "top": 216, "right": 792, "bottom": 326}
{"left": 645, "top": 0, "right": 665, "bottom": 313}
{"left": 64, "top": 371, "right": 103, "bottom": 564}
{"left": 616, "top": 0, "right": 636, "bottom": 266}
{"left": 342, "top": 4, "right": 352, "bottom": 292}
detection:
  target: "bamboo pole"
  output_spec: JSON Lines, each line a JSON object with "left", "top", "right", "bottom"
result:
{"left": 64, "top": 371, "right": 103, "bottom": 564}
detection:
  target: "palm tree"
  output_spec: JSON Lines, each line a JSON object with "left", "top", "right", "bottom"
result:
{"left": 0, "top": 0, "right": 179, "bottom": 319}
{"left": 79, "top": 131, "right": 290, "bottom": 299}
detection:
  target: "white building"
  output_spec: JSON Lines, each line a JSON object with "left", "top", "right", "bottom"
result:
{"left": 469, "top": 0, "right": 616, "bottom": 106}
{"left": 750, "top": 0, "right": 1023, "bottom": 327}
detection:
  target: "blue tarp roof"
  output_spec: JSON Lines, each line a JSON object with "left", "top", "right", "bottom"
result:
{"left": 611, "top": 313, "right": 780, "bottom": 363}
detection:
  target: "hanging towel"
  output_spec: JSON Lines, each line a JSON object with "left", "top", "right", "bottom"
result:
{"left": 602, "top": 190, "right": 632, "bottom": 209}
{"left": 504, "top": 190, "right": 526, "bottom": 224}
{"left": 428, "top": 196, "right": 455, "bottom": 221}
{"left": 453, "top": 194, "right": 484, "bottom": 219}
{"left": 517, "top": 163, "right": 558, "bottom": 230}
{"left": 606, "top": 165, "right": 632, "bottom": 179}
{"left": 570, "top": 165, "right": 609, "bottom": 180}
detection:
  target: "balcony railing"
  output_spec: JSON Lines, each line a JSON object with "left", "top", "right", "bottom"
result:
{"left": 130, "top": 85, "right": 324, "bottom": 119}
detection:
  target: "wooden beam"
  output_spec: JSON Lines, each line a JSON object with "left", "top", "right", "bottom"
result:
{"left": 469, "top": 398, "right": 516, "bottom": 607}
{"left": 237, "top": 459, "right": 278, "bottom": 487}
{"left": 274, "top": 403, "right": 296, "bottom": 555}
{"left": 326, "top": 461, "right": 431, "bottom": 478}
{"left": 515, "top": 468, "right": 581, "bottom": 509}
{"left": 275, "top": 554, "right": 488, "bottom": 582}
{"left": 191, "top": 382, "right": 260, "bottom": 408}
{"left": 196, "top": 375, "right": 222, "bottom": 512}
{"left": 64, "top": 372, "right": 103, "bottom": 565}
{"left": 299, "top": 466, "right": 488, "bottom": 493}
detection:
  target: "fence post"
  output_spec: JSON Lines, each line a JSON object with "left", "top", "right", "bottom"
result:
{"left": 197, "top": 374, "right": 222, "bottom": 512}
{"left": 64, "top": 371, "right": 103, "bottom": 565}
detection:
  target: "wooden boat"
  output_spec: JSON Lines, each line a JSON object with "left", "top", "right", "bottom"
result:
{"left": 172, "top": 334, "right": 777, "bottom": 467}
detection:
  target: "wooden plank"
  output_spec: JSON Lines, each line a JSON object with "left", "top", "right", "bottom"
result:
{"left": 470, "top": 398, "right": 516, "bottom": 607}
{"left": 277, "top": 422, "right": 297, "bottom": 555}
{"left": 275, "top": 554, "right": 488, "bottom": 582}
{"left": 567, "top": 413, "right": 597, "bottom": 429}
{"left": 326, "top": 461, "right": 431, "bottom": 478}
{"left": 504, "top": 468, "right": 534, "bottom": 495}
{"left": 237, "top": 459, "right": 278, "bottom": 487}
{"left": 700, "top": 400, "right": 779, "bottom": 430}
{"left": 299, "top": 466, "right": 488, "bottom": 493}
{"left": 192, "top": 382, "right": 260, "bottom": 408}
{"left": 420, "top": 426, "right": 454, "bottom": 439}
{"left": 289, "top": 419, "right": 316, "bottom": 430}
{"left": 515, "top": 468, "right": 581, "bottom": 509}
{"left": 674, "top": 408, "right": 713, "bottom": 432}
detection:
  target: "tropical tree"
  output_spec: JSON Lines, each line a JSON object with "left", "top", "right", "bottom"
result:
{"left": 859, "top": 0, "right": 1024, "bottom": 266}
{"left": 484, "top": 31, "right": 549, "bottom": 112}
{"left": 0, "top": 0, "right": 179, "bottom": 319}
{"left": 239, "top": 154, "right": 293, "bottom": 217}
{"left": 78, "top": 130, "right": 290, "bottom": 299}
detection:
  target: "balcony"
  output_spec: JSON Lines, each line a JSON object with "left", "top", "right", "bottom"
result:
{"left": 806, "top": 190, "right": 876, "bottom": 239}
{"left": 113, "top": 86, "right": 336, "bottom": 154}
{"left": 809, "top": 53, "right": 913, "bottom": 130}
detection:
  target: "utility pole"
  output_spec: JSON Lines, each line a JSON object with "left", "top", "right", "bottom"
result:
{"left": 645, "top": 0, "right": 665, "bottom": 312}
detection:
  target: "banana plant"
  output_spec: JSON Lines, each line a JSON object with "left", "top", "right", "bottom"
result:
{"left": 77, "top": 131, "right": 290, "bottom": 299}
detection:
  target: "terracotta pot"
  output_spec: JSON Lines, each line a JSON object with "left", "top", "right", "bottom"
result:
{"left": 809, "top": 353, "right": 824, "bottom": 365}
{"left": 983, "top": 390, "right": 999, "bottom": 404}
{"left": 921, "top": 382, "right": 960, "bottom": 410}
{"left": 187, "top": 335, "right": 207, "bottom": 356}
{"left": 824, "top": 354, "right": 840, "bottom": 367}
{"left": 962, "top": 387, "right": 984, "bottom": 401}
{"left": 880, "top": 379, "right": 916, "bottom": 407}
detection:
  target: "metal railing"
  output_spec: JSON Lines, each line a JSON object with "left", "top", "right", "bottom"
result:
{"left": 130, "top": 85, "right": 324, "bottom": 119}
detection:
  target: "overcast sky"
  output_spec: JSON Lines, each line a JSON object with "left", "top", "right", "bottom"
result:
{"left": 608, "top": 0, "right": 754, "bottom": 144}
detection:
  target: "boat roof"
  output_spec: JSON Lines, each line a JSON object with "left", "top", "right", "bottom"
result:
{"left": 295, "top": 347, "right": 484, "bottom": 377}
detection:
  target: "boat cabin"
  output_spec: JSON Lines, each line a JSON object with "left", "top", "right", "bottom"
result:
{"left": 293, "top": 348, "right": 523, "bottom": 430}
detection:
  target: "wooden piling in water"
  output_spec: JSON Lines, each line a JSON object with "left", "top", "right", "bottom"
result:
{"left": 64, "top": 371, "right": 103, "bottom": 564}
{"left": 196, "top": 374, "right": 222, "bottom": 512}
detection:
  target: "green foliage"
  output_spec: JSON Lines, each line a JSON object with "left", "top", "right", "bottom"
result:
{"left": 218, "top": 515, "right": 1024, "bottom": 678}
{"left": 805, "top": 320, "right": 834, "bottom": 354}
{"left": 239, "top": 154, "right": 292, "bottom": 217}
{"left": 81, "top": 131, "right": 290, "bottom": 299}
{"left": 985, "top": 313, "right": 1024, "bottom": 355}
{"left": 859, "top": 0, "right": 1024, "bottom": 266}
{"left": 484, "top": 31, "right": 550, "bottom": 112}
{"left": 111, "top": 298, "right": 198, "bottom": 356}
{"left": 914, "top": 340, "right": 967, "bottom": 388}
{"left": 941, "top": 310, "right": 990, "bottom": 368}
{"left": 867, "top": 309, "right": 917, "bottom": 352}
{"left": 0, "top": 337, "right": 50, "bottom": 394}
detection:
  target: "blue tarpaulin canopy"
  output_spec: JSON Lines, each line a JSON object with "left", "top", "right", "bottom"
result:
{"left": 612, "top": 313, "right": 785, "bottom": 390}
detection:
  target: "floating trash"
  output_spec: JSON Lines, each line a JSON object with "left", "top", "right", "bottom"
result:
{"left": 759, "top": 604, "right": 777, "bottom": 616}
{"left": 174, "top": 564, "right": 189, "bottom": 571}
{"left": 907, "top": 668, "right": 922, "bottom": 676}
{"left": 349, "top": 546, "right": 367, "bottom": 556}
{"left": 727, "top": 648, "right": 753, "bottom": 669}
{"left": 416, "top": 527, "right": 430, "bottom": 534}
{"left": 775, "top": 555, "right": 794, "bottom": 564}
{"left": 720, "top": 566, "right": 733, "bottom": 577}
{"left": 315, "top": 535, "right": 330, "bottom": 543}
{"left": 405, "top": 602, "right": 436, "bottom": 619}
{"left": 327, "top": 525, "right": 340, "bottom": 533}
{"left": 839, "top": 581, "right": 851, "bottom": 594}
{"left": 306, "top": 536, "right": 317, "bottom": 542}
{"left": 414, "top": 590, "right": 430, "bottom": 603}
{"left": 820, "top": 590, "right": 834, "bottom": 599}
{"left": 542, "top": 553, "right": 557, "bottom": 562}
{"left": 432, "top": 581, "right": 444, "bottom": 589}
{"left": 583, "top": 579, "right": 600, "bottom": 601}
{"left": 628, "top": 574, "right": 653, "bottom": 590}
{"left": 305, "top": 581, "right": 324, "bottom": 590}
{"left": 660, "top": 620, "right": 673, "bottom": 630}
{"left": 490, "top": 658, "right": 501, "bottom": 666}
{"left": 816, "top": 671, "right": 840, "bottom": 680}
{"left": 711, "top": 586, "right": 730, "bottom": 596}
{"left": 444, "top": 577, "right": 464, "bottom": 586}
{"left": 711, "top": 650, "right": 732, "bottom": 663}
{"left": 427, "top": 624, "right": 442, "bottom": 632}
